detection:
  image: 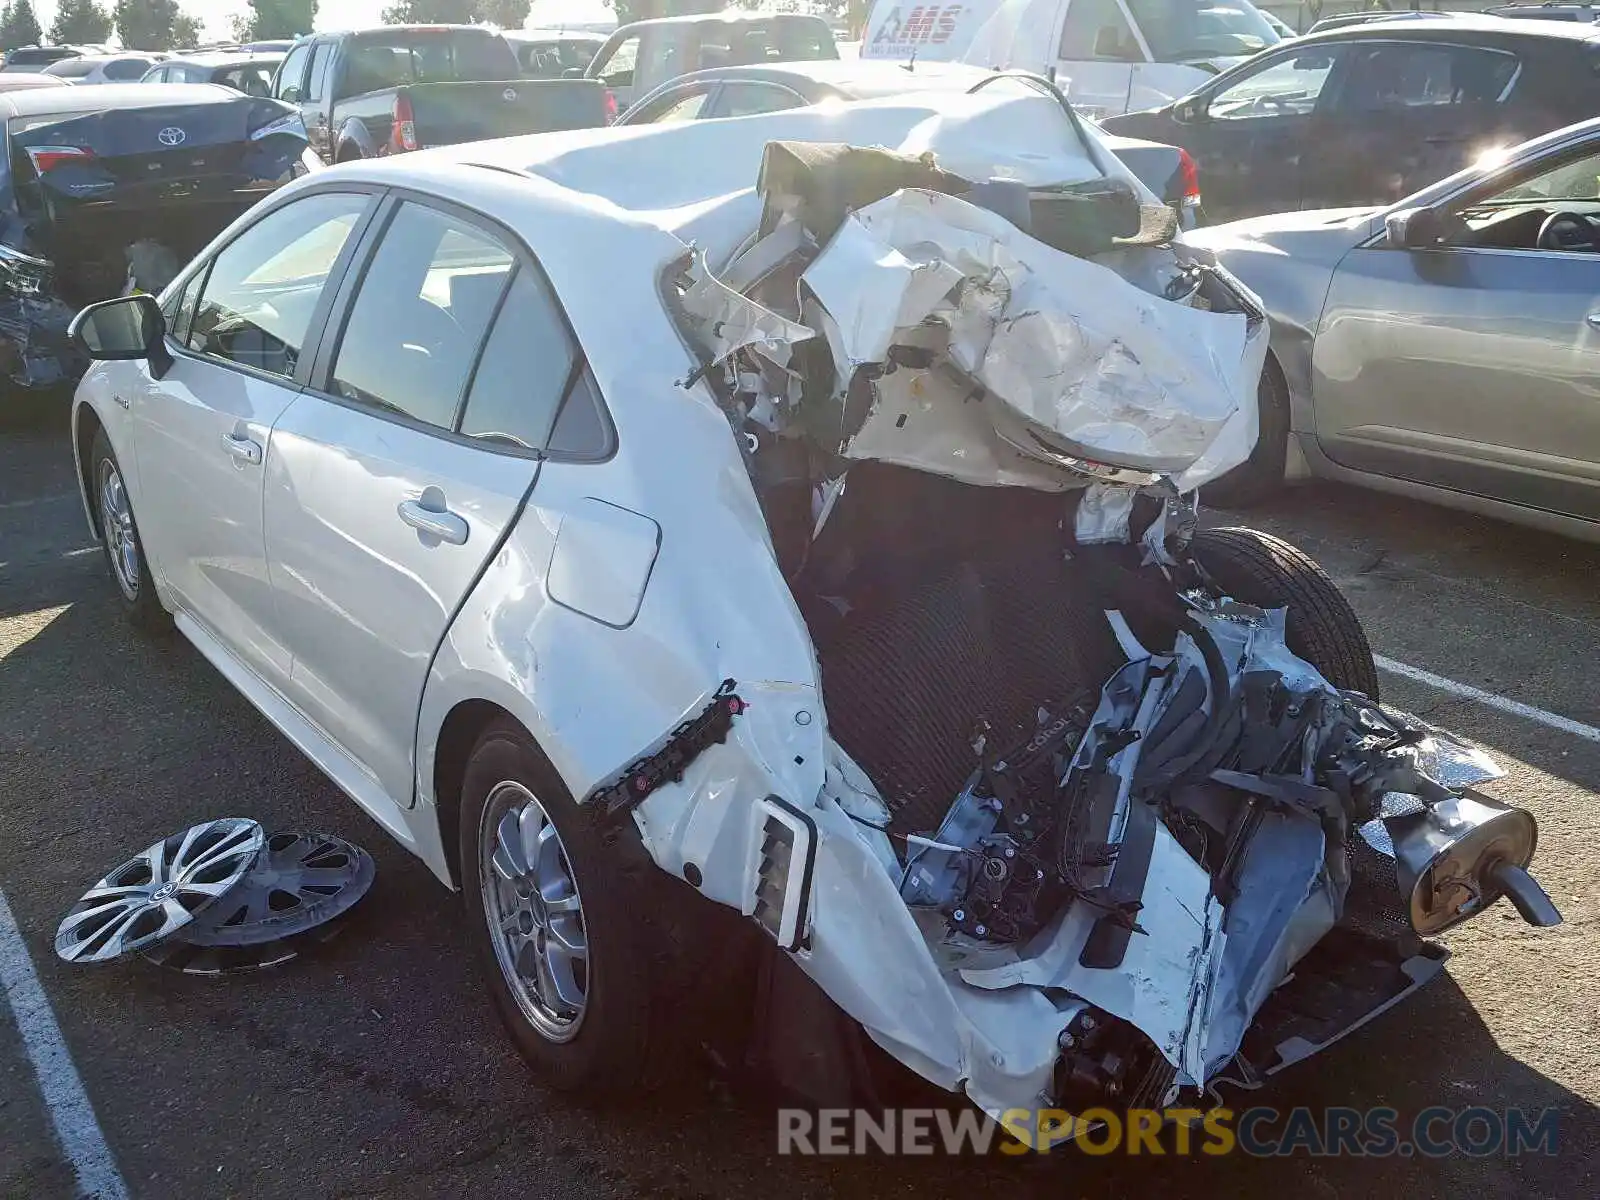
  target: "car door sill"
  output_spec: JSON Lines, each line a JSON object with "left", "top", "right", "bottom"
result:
{"left": 173, "top": 609, "right": 419, "bottom": 853}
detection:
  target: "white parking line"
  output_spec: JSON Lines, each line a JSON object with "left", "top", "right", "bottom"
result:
{"left": 0, "top": 493, "right": 76, "bottom": 513}
{"left": 1377, "top": 654, "right": 1600, "bottom": 745}
{"left": 0, "top": 888, "right": 129, "bottom": 1200}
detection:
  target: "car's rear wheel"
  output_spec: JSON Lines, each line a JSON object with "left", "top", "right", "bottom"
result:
{"left": 1191, "top": 526, "right": 1379, "bottom": 700}
{"left": 460, "top": 720, "right": 662, "bottom": 1097}
{"left": 90, "top": 428, "right": 167, "bottom": 632}
{"left": 1201, "top": 354, "right": 1290, "bottom": 510}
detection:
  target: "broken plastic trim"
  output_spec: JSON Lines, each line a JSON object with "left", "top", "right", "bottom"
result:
{"left": 587, "top": 679, "right": 748, "bottom": 823}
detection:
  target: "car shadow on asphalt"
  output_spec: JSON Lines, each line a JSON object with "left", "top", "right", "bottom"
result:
{"left": 0, "top": 593, "right": 1593, "bottom": 1200}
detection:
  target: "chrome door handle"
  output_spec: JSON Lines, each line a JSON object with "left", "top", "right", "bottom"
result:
{"left": 221, "top": 432, "right": 262, "bottom": 464}
{"left": 397, "top": 498, "right": 469, "bottom": 545}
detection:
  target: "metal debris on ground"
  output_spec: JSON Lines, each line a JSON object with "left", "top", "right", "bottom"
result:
{"left": 55, "top": 821, "right": 374, "bottom": 975}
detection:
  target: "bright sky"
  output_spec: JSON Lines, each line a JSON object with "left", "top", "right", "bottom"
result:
{"left": 26, "top": 0, "right": 618, "bottom": 42}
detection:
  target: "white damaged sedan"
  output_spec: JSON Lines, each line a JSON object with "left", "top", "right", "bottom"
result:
{"left": 67, "top": 87, "right": 1561, "bottom": 1139}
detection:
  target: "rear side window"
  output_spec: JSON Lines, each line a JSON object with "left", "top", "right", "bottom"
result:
{"left": 186, "top": 191, "right": 370, "bottom": 379}
{"left": 103, "top": 57, "right": 151, "bottom": 81}
{"left": 330, "top": 203, "right": 515, "bottom": 429}
{"left": 344, "top": 32, "right": 517, "bottom": 89}
{"left": 458, "top": 267, "right": 577, "bottom": 450}
{"left": 307, "top": 42, "right": 334, "bottom": 100}
{"left": 1336, "top": 43, "right": 1519, "bottom": 111}
{"left": 277, "top": 42, "right": 312, "bottom": 100}
{"left": 716, "top": 82, "right": 804, "bottom": 118}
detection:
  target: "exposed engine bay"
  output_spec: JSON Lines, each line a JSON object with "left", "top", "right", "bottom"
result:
{"left": 622, "top": 99, "right": 1565, "bottom": 1134}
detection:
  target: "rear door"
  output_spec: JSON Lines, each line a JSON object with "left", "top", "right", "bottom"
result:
{"left": 262, "top": 196, "right": 569, "bottom": 805}
{"left": 1305, "top": 38, "right": 1522, "bottom": 210}
{"left": 130, "top": 188, "right": 377, "bottom": 688}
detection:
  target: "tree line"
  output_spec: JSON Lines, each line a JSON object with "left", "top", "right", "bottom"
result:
{"left": 0, "top": 1, "right": 321, "bottom": 53}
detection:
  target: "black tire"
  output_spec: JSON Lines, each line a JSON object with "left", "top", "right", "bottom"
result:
{"left": 89, "top": 428, "right": 169, "bottom": 634}
{"left": 1202, "top": 355, "right": 1290, "bottom": 510}
{"left": 459, "top": 719, "right": 666, "bottom": 1098}
{"left": 1191, "top": 527, "right": 1380, "bottom": 700}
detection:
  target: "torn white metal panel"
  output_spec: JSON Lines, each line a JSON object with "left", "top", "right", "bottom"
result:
{"left": 799, "top": 215, "right": 965, "bottom": 370}
{"left": 800, "top": 188, "right": 1263, "bottom": 484}
{"left": 679, "top": 250, "right": 815, "bottom": 365}
{"left": 839, "top": 357, "right": 1079, "bottom": 490}
{"left": 1074, "top": 482, "right": 1136, "bottom": 543}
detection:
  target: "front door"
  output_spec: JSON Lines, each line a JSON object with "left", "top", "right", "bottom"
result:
{"left": 1313, "top": 145, "right": 1600, "bottom": 520}
{"left": 262, "top": 198, "right": 568, "bottom": 805}
{"left": 1303, "top": 39, "right": 1523, "bottom": 211}
{"left": 131, "top": 189, "right": 374, "bottom": 686}
{"left": 1177, "top": 43, "right": 1350, "bottom": 221}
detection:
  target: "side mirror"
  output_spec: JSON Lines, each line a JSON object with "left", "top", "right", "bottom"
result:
{"left": 1385, "top": 206, "right": 1445, "bottom": 250}
{"left": 1175, "top": 96, "right": 1204, "bottom": 123}
{"left": 70, "top": 293, "right": 172, "bottom": 377}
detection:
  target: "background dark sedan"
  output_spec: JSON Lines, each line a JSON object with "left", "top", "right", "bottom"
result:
{"left": 1102, "top": 16, "right": 1600, "bottom": 221}
{"left": 616, "top": 59, "right": 1205, "bottom": 227}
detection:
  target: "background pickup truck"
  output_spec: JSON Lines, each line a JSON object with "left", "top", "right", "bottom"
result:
{"left": 274, "top": 24, "right": 607, "bottom": 163}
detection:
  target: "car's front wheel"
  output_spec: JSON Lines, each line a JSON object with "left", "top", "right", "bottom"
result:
{"left": 1191, "top": 526, "right": 1379, "bottom": 700}
{"left": 90, "top": 428, "right": 167, "bottom": 632}
{"left": 460, "top": 720, "right": 664, "bottom": 1097}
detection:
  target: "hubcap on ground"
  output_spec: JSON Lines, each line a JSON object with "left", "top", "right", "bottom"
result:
{"left": 479, "top": 781, "right": 589, "bottom": 1042}
{"left": 98, "top": 458, "right": 140, "bottom": 601}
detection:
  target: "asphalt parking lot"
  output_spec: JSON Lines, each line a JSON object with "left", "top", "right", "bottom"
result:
{"left": 2, "top": 413, "right": 1596, "bottom": 1200}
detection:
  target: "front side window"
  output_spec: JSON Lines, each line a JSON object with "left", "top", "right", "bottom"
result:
{"left": 1335, "top": 43, "right": 1518, "bottom": 112}
{"left": 330, "top": 202, "right": 515, "bottom": 429}
{"left": 276, "top": 42, "right": 311, "bottom": 100}
{"left": 1126, "top": 0, "right": 1280, "bottom": 61}
{"left": 1491, "top": 149, "right": 1600, "bottom": 206}
{"left": 1206, "top": 48, "right": 1342, "bottom": 119}
{"left": 594, "top": 35, "right": 640, "bottom": 86}
{"left": 1058, "top": 0, "right": 1143, "bottom": 61}
{"left": 186, "top": 191, "right": 369, "bottom": 379}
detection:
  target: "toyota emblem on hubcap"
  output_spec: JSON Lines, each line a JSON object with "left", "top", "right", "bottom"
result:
{"left": 157, "top": 127, "right": 186, "bottom": 147}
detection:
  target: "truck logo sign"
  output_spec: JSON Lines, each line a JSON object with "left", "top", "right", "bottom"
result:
{"left": 503, "top": 87, "right": 518, "bottom": 102}
{"left": 869, "top": 4, "right": 965, "bottom": 55}
{"left": 157, "top": 127, "right": 187, "bottom": 147}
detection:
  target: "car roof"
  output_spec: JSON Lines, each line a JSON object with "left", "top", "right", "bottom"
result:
{"left": 611, "top": 11, "right": 830, "bottom": 33}
{"left": 163, "top": 51, "right": 283, "bottom": 69}
{"left": 663, "top": 58, "right": 994, "bottom": 96}
{"left": 1295, "top": 12, "right": 1600, "bottom": 43}
{"left": 0, "top": 82, "right": 236, "bottom": 117}
{"left": 505, "top": 29, "right": 607, "bottom": 42}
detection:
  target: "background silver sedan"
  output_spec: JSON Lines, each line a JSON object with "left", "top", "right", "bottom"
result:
{"left": 1189, "top": 116, "right": 1600, "bottom": 543}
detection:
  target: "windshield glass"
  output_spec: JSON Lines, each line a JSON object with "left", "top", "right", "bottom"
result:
{"left": 1127, "top": 0, "right": 1281, "bottom": 60}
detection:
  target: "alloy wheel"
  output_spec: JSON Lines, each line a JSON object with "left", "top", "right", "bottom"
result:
{"left": 478, "top": 780, "right": 590, "bottom": 1042}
